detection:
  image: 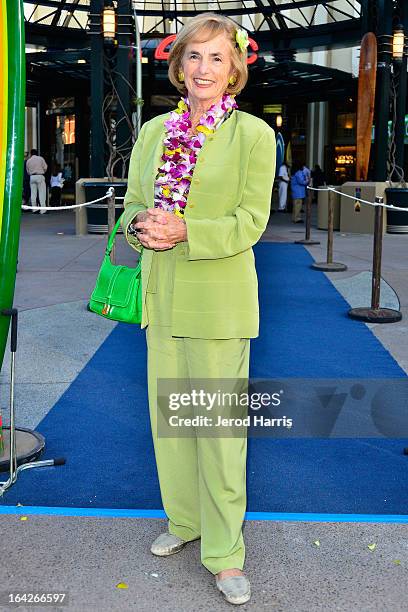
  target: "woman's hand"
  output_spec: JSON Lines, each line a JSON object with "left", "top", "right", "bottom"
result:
{"left": 134, "top": 208, "right": 187, "bottom": 250}
{"left": 131, "top": 210, "right": 173, "bottom": 250}
{"left": 133, "top": 210, "right": 149, "bottom": 224}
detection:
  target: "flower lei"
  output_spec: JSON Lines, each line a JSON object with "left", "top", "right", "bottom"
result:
{"left": 154, "top": 93, "right": 238, "bottom": 218}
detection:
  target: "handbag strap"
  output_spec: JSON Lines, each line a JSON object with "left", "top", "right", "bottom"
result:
{"left": 105, "top": 212, "right": 143, "bottom": 260}
{"left": 105, "top": 215, "right": 123, "bottom": 256}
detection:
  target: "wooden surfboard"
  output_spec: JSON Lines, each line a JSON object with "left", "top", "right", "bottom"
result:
{"left": 0, "top": 0, "right": 25, "bottom": 372}
{"left": 356, "top": 32, "right": 377, "bottom": 181}
{"left": 276, "top": 132, "right": 285, "bottom": 175}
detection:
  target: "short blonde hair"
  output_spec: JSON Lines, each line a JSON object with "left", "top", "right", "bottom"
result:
{"left": 168, "top": 13, "right": 248, "bottom": 96}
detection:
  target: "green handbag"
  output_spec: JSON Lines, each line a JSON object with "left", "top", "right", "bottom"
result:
{"left": 89, "top": 214, "right": 143, "bottom": 324}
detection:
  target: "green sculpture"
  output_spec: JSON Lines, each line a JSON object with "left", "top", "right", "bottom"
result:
{"left": 0, "top": 0, "right": 25, "bottom": 449}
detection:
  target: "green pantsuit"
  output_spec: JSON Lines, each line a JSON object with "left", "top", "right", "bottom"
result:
{"left": 122, "top": 109, "right": 276, "bottom": 576}
{"left": 146, "top": 243, "right": 250, "bottom": 575}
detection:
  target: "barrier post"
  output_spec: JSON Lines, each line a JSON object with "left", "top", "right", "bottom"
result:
{"left": 294, "top": 187, "right": 320, "bottom": 245}
{"left": 107, "top": 188, "right": 116, "bottom": 264}
{"left": 0, "top": 308, "right": 66, "bottom": 492}
{"left": 348, "top": 196, "right": 402, "bottom": 323}
{"left": 327, "top": 191, "right": 334, "bottom": 262}
{"left": 372, "top": 197, "right": 383, "bottom": 309}
{"left": 312, "top": 189, "right": 347, "bottom": 271}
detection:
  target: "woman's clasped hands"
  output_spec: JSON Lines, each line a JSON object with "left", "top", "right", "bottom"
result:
{"left": 134, "top": 208, "right": 187, "bottom": 251}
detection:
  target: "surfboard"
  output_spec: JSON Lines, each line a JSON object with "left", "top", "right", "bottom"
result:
{"left": 276, "top": 132, "right": 285, "bottom": 175}
{"left": 286, "top": 140, "right": 292, "bottom": 170}
{"left": 0, "top": 0, "right": 25, "bottom": 371}
{"left": 356, "top": 32, "right": 377, "bottom": 181}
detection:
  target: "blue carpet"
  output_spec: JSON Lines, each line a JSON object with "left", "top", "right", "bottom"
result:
{"left": 1, "top": 243, "right": 407, "bottom": 515}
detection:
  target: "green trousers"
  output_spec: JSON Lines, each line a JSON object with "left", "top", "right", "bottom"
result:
{"left": 145, "top": 244, "right": 250, "bottom": 575}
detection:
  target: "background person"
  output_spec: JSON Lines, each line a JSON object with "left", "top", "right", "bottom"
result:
{"left": 50, "top": 163, "right": 64, "bottom": 207}
{"left": 278, "top": 161, "right": 290, "bottom": 212}
{"left": 291, "top": 162, "right": 309, "bottom": 223}
{"left": 22, "top": 151, "right": 31, "bottom": 206}
{"left": 311, "top": 163, "right": 325, "bottom": 189}
{"left": 121, "top": 13, "right": 275, "bottom": 606}
{"left": 302, "top": 162, "right": 311, "bottom": 211}
{"left": 26, "top": 148, "right": 48, "bottom": 214}
{"left": 311, "top": 164, "right": 326, "bottom": 202}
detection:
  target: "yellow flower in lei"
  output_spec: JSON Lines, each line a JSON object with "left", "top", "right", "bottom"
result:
{"left": 235, "top": 29, "right": 249, "bottom": 53}
{"left": 175, "top": 99, "right": 188, "bottom": 115}
{"left": 164, "top": 147, "right": 182, "bottom": 156}
{"left": 196, "top": 125, "right": 213, "bottom": 136}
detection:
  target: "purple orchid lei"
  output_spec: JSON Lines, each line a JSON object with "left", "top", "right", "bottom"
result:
{"left": 153, "top": 93, "right": 238, "bottom": 218}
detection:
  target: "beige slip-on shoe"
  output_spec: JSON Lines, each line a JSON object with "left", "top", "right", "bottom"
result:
{"left": 216, "top": 575, "right": 251, "bottom": 605}
{"left": 150, "top": 533, "right": 186, "bottom": 557}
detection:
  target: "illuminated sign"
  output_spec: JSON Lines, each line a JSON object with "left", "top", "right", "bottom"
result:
{"left": 335, "top": 155, "right": 354, "bottom": 165}
{"left": 154, "top": 34, "right": 259, "bottom": 65}
{"left": 154, "top": 34, "right": 177, "bottom": 60}
{"left": 263, "top": 104, "right": 283, "bottom": 114}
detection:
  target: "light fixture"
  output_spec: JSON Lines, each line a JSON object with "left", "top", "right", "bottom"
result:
{"left": 344, "top": 116, "right": 354, "bottom": 130}
{"left": 276, "top": 114, "right": 283, "bottom": 128}
{"left": 392, "top": 24, "right": 405, "bottom": 61}
{"left": 102, "top": 1, "right": 116, "bottom": 44}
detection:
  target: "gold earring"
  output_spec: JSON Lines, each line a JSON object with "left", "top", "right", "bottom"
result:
{"left": 228, "top": 75, "right": 237, "bottom": 86}
{"left": 178, "top": 70, "right": 185, "bottom": 82}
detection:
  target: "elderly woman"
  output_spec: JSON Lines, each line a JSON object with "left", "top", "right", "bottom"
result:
{"left": 122, "top": 13, "right": 275, "bottom": 605}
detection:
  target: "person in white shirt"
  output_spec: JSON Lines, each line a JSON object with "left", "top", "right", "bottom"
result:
{"left": 278, "top": 162, "right": 290, "bottom": 211}
{"left": 26, "top": 149, "right": 48, "bottom": 213}
{"left": 50, "top": 164, "right": 64, "bottom": 207}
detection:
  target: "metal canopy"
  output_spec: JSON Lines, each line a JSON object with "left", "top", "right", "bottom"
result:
{"left": 25, "top": 1, "right": 362, "bottom": 106}
{"left": 24, "top": 0, "right": 361, "bottom": 22}
{"left": 26, "top": 49, "right": 90, "bottom": 81}
{"left": 248, "top": 60, "right": 356, "bottom": 102}
{"left": 26, "top": 48, "right": 356, "bottom": 105}
{"left": 24, "top": 1, "right": 362, "bottom": 39}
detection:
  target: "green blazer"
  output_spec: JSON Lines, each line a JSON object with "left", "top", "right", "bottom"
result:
{"left": 122, "top": 109, "right": 276, "bottom": 339}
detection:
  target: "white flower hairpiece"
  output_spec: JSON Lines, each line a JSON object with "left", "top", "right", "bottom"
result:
{"left": 235, "top": 29, "right": 249, "bottom": 53}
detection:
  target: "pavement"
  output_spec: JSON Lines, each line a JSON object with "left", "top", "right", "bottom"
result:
{"left": 0, "top": 205, "right": 407, "bottom": 612}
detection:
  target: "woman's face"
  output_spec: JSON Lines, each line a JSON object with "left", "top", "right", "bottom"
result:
{"left": 181, "top": 32, "right": 235, "bottom": 109}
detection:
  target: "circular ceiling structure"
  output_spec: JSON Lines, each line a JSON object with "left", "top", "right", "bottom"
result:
{"left": 24, "top": 1, "right": 362, "bottom": 35}
{"left": 24, "top": 1, "right": 363, "bottom": 107}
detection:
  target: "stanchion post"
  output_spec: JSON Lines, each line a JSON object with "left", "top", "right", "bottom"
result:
{"left": 371, "top": 198, "right": 383, "bottom": 309}
{"left": 305, "top": 191, "right": 312, "bottom": 241}
{"left": 348, "top": 196, "right": 402, "bottom": 323}
{"left": 107, "top": 188, "right": 116, "bottom": 264}
{"left": 0, "top": 309, "right": 65, "bottom": 494}
{"left": 311, "top": 189, "right": 347, "bottom": 271}
{"left": 327, "top": 191, "right": 334, "bottom": 264}
{"left": 294, "top": 187, "right": 320, "bottom": 245}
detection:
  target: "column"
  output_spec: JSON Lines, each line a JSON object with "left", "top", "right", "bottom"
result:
{"left": 373, "top": 0, "right": 393, "bottom": 181}
{"left": 394, "top": 4, "right": 408, "bottom": 174}
{"left": 115, "top": 0, "right": 132, "bottom": 178}
{"left": 75, "top": 94, "right": 90, "bottom": 179}
{"left": 90, "top": 0, "right": 105, "bottom": 177}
